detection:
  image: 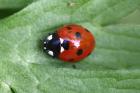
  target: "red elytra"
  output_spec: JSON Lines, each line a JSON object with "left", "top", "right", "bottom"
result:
{"left": 57, "top": 24, "right": 95, "bottom": 62}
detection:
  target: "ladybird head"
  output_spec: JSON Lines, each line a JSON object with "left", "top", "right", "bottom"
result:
{"left": 43, "top": 33, "right": 61, "bottom": 57}
{"left": 43, "top": 33, "right": 70, "bottom": 57}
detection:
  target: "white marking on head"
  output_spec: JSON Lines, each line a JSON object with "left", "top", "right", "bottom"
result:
{"left": 47, "top": 35, "right": 53, "bottom": 40}
{"left": 44, "top": 47, "right": 47, "bottom": 50}
{"left": 48, "top": 51, "right": 54, "bottom": 56}
{"left": 60, "top": 46, "right": 64, "bottom": 53}
{"left": 44, "top": 41, "right": 46, "bottom": 44}
{"left": 60, "top": 38, "right": 64, "bottom": 44}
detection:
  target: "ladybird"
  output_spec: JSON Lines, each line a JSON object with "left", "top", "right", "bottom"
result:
{"left": 43, "top": 24, "right": 95, "bottom": 62}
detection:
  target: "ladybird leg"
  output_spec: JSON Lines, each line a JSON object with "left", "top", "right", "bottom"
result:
{"left": 51, "top": 51, "right": 59, "bottom": 58}
{"left": 52, "top": 54, "right": 57, "bottom": 58}
{"left": 10, "top": 86, "right": 16, "bottom": 93}
{"left": 48, "top": 33, "right": 51, "bottom": 35}
{"left": 72, "top": 64, "right": 77, "bottom": 69}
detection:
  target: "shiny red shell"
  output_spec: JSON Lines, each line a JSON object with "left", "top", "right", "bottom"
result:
{"left": 57, "top": 24, "right": 95, "bottom": 62}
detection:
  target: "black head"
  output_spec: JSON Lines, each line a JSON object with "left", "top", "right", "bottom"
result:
{"left": 43, "top": 33, "right": 61, "bottom": 57}
{"left": 43, "top": 33, "right": 70, "bottom": 57}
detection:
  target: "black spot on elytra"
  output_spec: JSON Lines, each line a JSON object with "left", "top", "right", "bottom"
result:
{"left": 66, "top": 26, "right": 72, "bottom": 30}
{"left": 85, "top": 28, "right": 90, "bottom": 32}
{"left": 66, "top": 26, "right": 72, "bottom": 33}
{"left": 61, "top": 40, "right": 69, "bottom": 50}
{"left": 76, "top": 49, "right": 83, "bottom": 56}
{"left": 75, "top": 32, "right": 81, "bottom": 38}
{"left": 68, "top": 58, "right": 74, "bottom": 61}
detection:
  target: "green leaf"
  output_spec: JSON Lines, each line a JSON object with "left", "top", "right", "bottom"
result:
{"left": 0, "top": 0, "right": 35, "bottom": 19}
{"left": 0, "top": 0, "right": 33, "bottom": 9}
{"left": 118, "top": 10, "right": 140, "bottom": 24}
{"left": 0, "top": 0, "right": 140, "bottom": 93}
{"left": 0, "top": 9, "right": 20, "bottom": 19}
{"left": 72, "top": 0, "right": 140, "bottom": 25}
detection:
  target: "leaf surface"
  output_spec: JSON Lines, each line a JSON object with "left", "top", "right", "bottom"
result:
{"left": 0, "top": 0, "right": 140, "bottom": 93}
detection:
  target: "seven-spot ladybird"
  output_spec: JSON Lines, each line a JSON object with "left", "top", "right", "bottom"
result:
{"left": 43, "top": 24, "right": 95, "bottom": 62}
